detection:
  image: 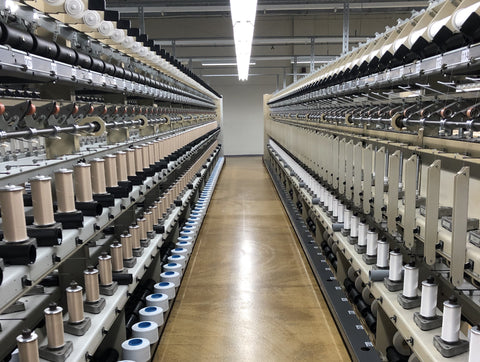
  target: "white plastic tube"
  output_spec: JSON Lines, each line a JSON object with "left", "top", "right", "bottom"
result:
{"left": 343, "top": 208, "right": 352, "bottom": 229}
{"left": 441, "top": 297, "right": 461, "bottom": 343}
{"left": 420, "top": 278, "right": 438, "bottom": 318}
{"left": 469, "top": 325, "right": 480, "bottom": 362}
{"left": 376, "top": 238, "right": 389, "bottom": 268}
{"left": 332, "top": 198, "right": 338, "bottom": 218}
{"left": 357, "top": 222, "right": 368, "bottom": 247}
{"left": 337, "top": 203, "right": 344, "bottom": 223}
{"left": 389, "top": 250, "right": 403, "bottom": 282}
{"left": 350, "top": 214, "right": 359, "bottom": 237}
{"left": 402, "top": 263, "right": 419, "bottom": 298}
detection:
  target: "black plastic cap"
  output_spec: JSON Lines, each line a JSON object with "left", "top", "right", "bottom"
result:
{"left": 117, "top": 19, "right": 131, "bottom": 29}
{"left": 88, "top": 0, "right": 105, "bottom": 11}
{"left": 128, "top": 28, "right": 140, "bottom": 37}
{"left": 104, "top": 10, "right": 119, "bottom": 21}
{"left": 49, "top": 302, "right": 57, "bottom": 310}
{"left": 449, "top": 295, "right": 458, "bottom": 304}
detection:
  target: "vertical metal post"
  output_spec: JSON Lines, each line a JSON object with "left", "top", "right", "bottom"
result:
{"left": 310, "top": 37, "right": 315, "bottom": 73}
{"left": 451, "top": 167, "right": 470, "bottom": 287}
{"left": 283, "top": 68, "right": 287, "bottom": 88}
{"left": 276, "top": 74, "right": 280, "bottom": 91}
{"left": 138, "top": 6, "right": 145, "bottom": 33}
{"left": 342, "top": 1, "right": 349, "bottom": 54}
{"left": 188, "top": 58, "right": 193, "bottom": 70}
{"left": 404, "top": 155, "right": 418, "bottom": 249}
{"left": 424, "top": 160, "right": 441, "bottom": 265}
{"left": 387, "top": 151, "right": 401, "bottom": 235}
{"left": 172, "top": 40, "right": 176, "bottom": 57}
{"left": 293, "top": 56, "right": 298, "bottom": 82}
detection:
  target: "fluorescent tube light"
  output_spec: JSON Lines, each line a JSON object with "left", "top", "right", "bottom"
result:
{"left": 230, "top": 0, "right": 257, "bottom": 81}
{"left": 203, "top": 73, "right": 261, "bottom": 77}
{"left": 202, "top": 62, "right": 256, "bottom": 66}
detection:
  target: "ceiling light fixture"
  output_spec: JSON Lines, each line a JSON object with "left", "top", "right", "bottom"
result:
{"left": 203, "top": 73, "right": 261, "bottom": 77}
{"left": 202, "top": 62, "right": 256, "bottom": 66}
{"left": 230, "top": 0, "right": 257, "bottom": 81}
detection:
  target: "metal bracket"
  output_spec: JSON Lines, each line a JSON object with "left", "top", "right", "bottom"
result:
{"left": 322, "top": 133, "right": 329, "bottom": 182}
{"left": 1, "top": 100, "right": 32, "bottom": 130}
{"left": 328, "top": 135, "right": 335, "bottom": 185}
{"left": 309, "top": 130, "right": 316, "bottom": 171}
{"left": 387, "top": 150, "right": 401, "bottom": 234}
{"left": 424, "top": 160, "right": 441, "bottom": 265}
{"left": 345, "top": 140, "right": 354, "bottom": 200}
{"left": 339, "top": 138, "right": 346, "bottom": 194}
{"left": 451, "top": 166, "right": 470, "bottom": 287}
{"left": 374, "top": 147, "right": 385, "bottom": 223}
{"left": 354, "top": 142, "right": 363, "bottom": 207}
{"left": 403, "top": 155, "right": 418, "bottom": 249}
{"left": 363, "top": 144, "right": 373, "bottom": 215}
{"left": 332, "top": 136, "right": 339, "bottom": 190}
{"left": 107, "top": 128, "right": 130, "bottom": 145}
{"left": 45, "top": 134, "right": 80, "bottom": 159}
{"left": 27, "top": 102, "right": 58, "bottom": 128}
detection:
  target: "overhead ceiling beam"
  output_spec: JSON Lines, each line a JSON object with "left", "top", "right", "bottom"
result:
{"left": 109, "top": 1, "right": 428, "bottom": 15}
{"left": 155, "top": 36, "right": 368, "bottom": 47}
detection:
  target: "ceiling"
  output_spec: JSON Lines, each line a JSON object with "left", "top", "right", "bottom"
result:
{"left": 105, "top": 1, "right": 429, "bottom": 88}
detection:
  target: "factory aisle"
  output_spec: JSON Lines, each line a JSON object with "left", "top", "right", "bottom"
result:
{"left": 154, "top": 157, "right": 350, "bottom": 362}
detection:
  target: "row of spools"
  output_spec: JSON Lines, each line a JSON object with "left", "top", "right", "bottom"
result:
{"left": 269, "top": 142, "right": 479, "bottom": 361}
{"left": 12, "top": 157, "right": 223, "bottom": 362}
{"left": 120, "top": 158, "right": 223, "bottom": 362}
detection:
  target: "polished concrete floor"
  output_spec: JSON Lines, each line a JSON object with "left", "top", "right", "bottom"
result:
{"left": 154, "top": 157, "right": 350, "bottom": 362}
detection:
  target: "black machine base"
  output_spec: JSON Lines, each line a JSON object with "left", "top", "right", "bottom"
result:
{"left": 0, "top": 238, "right": 36, "bottom": 265}
{"left": 54, "top": 210, "right": 83, "bottom": 229}
{"left": 27, "top": 223, "right": 62, "bottom": 246}
{"left": 39, "top": 341, "right": 73, "bottom": 362}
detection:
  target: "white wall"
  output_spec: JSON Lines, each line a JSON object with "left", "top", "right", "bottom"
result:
{"left": 214, "top": 82, "right": 275, "bottom": 155}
